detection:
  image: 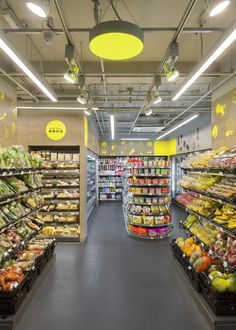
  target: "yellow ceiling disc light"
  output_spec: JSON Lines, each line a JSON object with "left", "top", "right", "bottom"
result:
{"left": 89, "top": 20, "right": 144, "bottom": 60}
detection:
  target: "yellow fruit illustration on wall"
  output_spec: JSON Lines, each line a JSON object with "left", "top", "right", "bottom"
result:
{"left": 11, "top": 99, "right": 16, "bottom": 105}
{"left": 147, "top": 141, "right": 153, "bottom": 147}
{"left": 212, "top": 125, "right": 218, "bottom": 138}
{"left": 111, "top": 153, "right": 115, "bottom": 156}
{"left": 0, "top": 93, "right": 5, "bottom": 101}
{"left": 4, "top": 126, "right": 9, "bottom": 139}
{"left": 101, "top": 150, "right": 107, "bottom": 154}
{"left": 120, "top": 150, "right": 124, "bottom": 154}
{"left": 147, "top": 150, "right": 153, "bottom": 154}
{"left": 12, "top": 108, "right": 17, "bottom": 116}
{"left": 121, "top": 141, "right": 126, "bottom": 145}
{"left": 232, "top": 89, "right": 236, "bottom": 104}
{"left": 215, "top": 103, "right": 226, "bottom": 116}
{"left": 129, "top": 148, "right": 135, "bottom": 155}
{"left": 101, "top": 141, "right": 107, "bottom": 147}
{"left": 112, "top": 144, "right": 117, "bottom": 151}
{"left": 226, "top": 129, "right": 234, "bottom": 137}
{"left": 12, "top": 122, "right": 16, "bottom": 135}
{"left": 0, "top": 113, "right": 6, "bottom": 121}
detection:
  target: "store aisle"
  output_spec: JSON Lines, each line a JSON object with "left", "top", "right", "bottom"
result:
{"left": 17, "top": 203, "right": 210, "bottom": 330}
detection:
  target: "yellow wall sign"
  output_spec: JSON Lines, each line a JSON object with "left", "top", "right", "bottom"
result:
{"left": 46, "top": 120, "right": 66, "bottom": 141}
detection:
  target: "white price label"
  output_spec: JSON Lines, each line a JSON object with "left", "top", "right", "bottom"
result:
{"left": 201, "top": 242, "right": 204, "bottom": 248}
{"left": 223, "top": 261, "right": 228, "bottom": 268}
{"left": 182, "top": 254, "right": 186, "bottom": 258}
{"left": 208, "top": 249, "right": 213, "bottom": 255}
{"left": 2, "top": 172, "right": 6, "bottom": 176}
{"left": 188, "top": 266, "right": 192, "bottom": 270}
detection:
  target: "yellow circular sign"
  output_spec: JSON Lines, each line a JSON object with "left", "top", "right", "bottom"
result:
{"left": 46, "top": 120, "right": 66, "bottom": 141}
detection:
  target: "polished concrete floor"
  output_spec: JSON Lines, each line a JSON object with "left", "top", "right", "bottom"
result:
{"left": 17, "top": 203, "right": 210, "bottom": 330}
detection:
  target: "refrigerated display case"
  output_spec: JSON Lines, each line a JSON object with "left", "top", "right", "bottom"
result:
{"left": 87, "top": 153, "right": 98, "bottom": 219}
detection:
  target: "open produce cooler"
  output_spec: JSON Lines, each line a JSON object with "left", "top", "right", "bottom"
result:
{"left": 0, "top": 145, "right": 56, "bottom": 316}
{"left": 172, "top": 146, "right": 236, "bottom": 317}
{"left": 29, "top": 146, "right": 80, "bottom": 242}
{"left": 87, "top": 153, "right": 98, "bottom": 220}
{"left": 123, "top": 156, "right": 173, "bottom": 240}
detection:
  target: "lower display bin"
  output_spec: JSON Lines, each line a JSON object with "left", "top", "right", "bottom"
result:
{"left": 201, "top": 284, "right": 236, "bottom": 316}
{"left": 0, "top": 281, "right": 28, "bottom": 316}
{"left": 27, "top": 268, "right": 38, "bottom": 291}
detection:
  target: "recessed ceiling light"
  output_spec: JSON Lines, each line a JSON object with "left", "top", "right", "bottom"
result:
{"left": 133, "top": 127, "right": 164, "bottom": 133}
{"left": 89, "top": 20, "right": 144, "bottom": 60}
{"left": 209, "top": 0, "right": 230, "bottom": 17}
{"left": 26, "top": 0, "right": 49, "bottom": 18}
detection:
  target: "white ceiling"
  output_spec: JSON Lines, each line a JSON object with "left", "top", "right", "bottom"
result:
{"left": 0, "top": 0, "right": 236, "bottom": 139}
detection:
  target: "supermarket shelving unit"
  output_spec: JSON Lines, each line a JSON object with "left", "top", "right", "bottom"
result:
{"left": 29, "top": 146, "right": 80, "bottom": 242}
{"left": 98, "top": 156, "right": 125, "bottom": 201}
{"left": 122, "top": 156, "right": 172, "bottom": 240}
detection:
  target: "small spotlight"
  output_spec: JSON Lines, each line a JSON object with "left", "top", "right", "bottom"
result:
{"left": 144, "top": 107, "right": 152, "bottom": 116}
{"left": 152, "top": 95, "right": 162, "bottom": 105}
{"left": 84, "top": 109, "right": 92, "bottom": 116}
{"left": 164, "top": 63, "right": 179, "bottom": 82}
{"left": 64, "top": 70, "right": 77, "bottom": 84}
{"left": 77, "top": 92, "right": 88, "bottom": 105}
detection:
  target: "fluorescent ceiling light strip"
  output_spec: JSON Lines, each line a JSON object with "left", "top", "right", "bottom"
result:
{"left": 87, "top": 155, "right": 96, "bottom": 160}
{"left": 121, "top": 138, "right": 149, "bottom": 141}
{"left": 209, "top": 1, "right": 230, "bottom": 17}
{"left": 0, "top": 37, "right": 57, "bottom": 102}
{"left": 17, "top": 106, "right": 87, "bottom": 110}
{"left": 156, "top": 115, "right": 199, "bottom": 140}
{"left": 110, "top": 115, "right": 115, "bottom": 140}
{"left": 173, "top": 28, "right": 236, "bottom": 101}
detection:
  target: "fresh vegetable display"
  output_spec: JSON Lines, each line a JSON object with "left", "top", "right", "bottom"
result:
{"left": 0, "top": 179, "right": 15, "bottom": 199}
{"left": 3, "top": 177, "right": 28, "bottom": 193}
{"left": 0, "top": 146, "right": 31, "bottom": 169}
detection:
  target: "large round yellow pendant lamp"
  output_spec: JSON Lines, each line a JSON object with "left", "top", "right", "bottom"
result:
{"left": 89, "top": 20, "right": 144, "bottom": 60}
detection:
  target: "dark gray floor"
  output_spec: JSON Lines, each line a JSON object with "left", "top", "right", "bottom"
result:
{"left": 17, "top": 203, "right": 210, "bottom": 330}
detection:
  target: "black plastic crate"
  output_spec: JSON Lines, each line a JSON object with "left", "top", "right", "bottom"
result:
{"left": 201, "top": 284, "right": 236, "bottom": 316}
{"left": 26, "top": 268, "right": 38, "bottom": 291}
{"left": 0, "top": 280, "right": 28, "bottom": 316}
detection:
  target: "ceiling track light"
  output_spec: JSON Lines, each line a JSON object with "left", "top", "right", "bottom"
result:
{"left": 0, "top": 31, "right": 57, "bottom": 102}
{"left": 164, "top": 63, "right": 179, "bottom": 82}
{"left": 84, "top": 109, "right": 92, "bottom": 116}
{"left": 156, "top": 115, "right": 199, "bottom": 140}
{"left": 77, "top": 89, "right": 89, "bottom": 105}
{"left": 110, "top": 114, "right": 115, "bottom": 140}
{"left": 89, "top": 20, "right": 144, "bottom": 60}
{"left": 172, "top": 21, "right": 236, "bottom": 101}
{"left": 26, "top": 0, "right": 50, "bottom": 18}
{"left": 209, "top": 0, "right": 230, "bottom": 17}
{"left": 144, "top": 107, "right": 153, "bottom": 116}
{"left": 64, "top": 64, "right": 79, "bottom": 84}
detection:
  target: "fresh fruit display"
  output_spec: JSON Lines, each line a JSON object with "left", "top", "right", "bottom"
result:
{"left": 187, "top": 196, "right": 220, "bottom": 217}
{"left": 209, "top": 146, "right": 236, "bottom": 171}
{"left": 41, "top": 225, "right": 80, "bottom": 237}
{"left": 0, "top": 211, "right": 10, "bottom": 228}
{"left": 0, "top": 146, "right": 31, "bottom": 169}
{"left": 207, "top": 177, "right": 236, "bottom": 200}
{"left": 23, "top": 193, "right": 44, "bottom": 209}
{"left": 22, "top": 174, "right": 42, "bottom": 189}
{"left": 38, "top": 214, "right": 79, "bottom": 223}
{"left": 212, "top": 205, "right": 236, "bottom": 230}
{"left": 3, "top": 177, "right": 28, "bottom": 193}
{"left": 31, "top": 150, "right": 79, "bottom": 162}
{"left": 179, "top": 174, "right": 221, "bottom": 192}
{"left": 28, "top": 153, "right": 44, "bottom": 168}
{"left": 208, "top": 271, "right": 236, "bottom": 293}
{"left": 0, "top": 268, "right": 25, "bottom": 291}
{"left": 181, "top": 147, "right": 228, "bottom": 169}
{"left": 2, "top": 202, "right": 28, "bottom": 220}
{"left": 0, "top": 179, "right": 15, "bottom": 199}
{"left": 176, "top": 192, "right": 199, "bottom": 206}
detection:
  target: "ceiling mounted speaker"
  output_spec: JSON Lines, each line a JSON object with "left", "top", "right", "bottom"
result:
{"left": 89, "top": 20, "right": 144, "bottom": 61}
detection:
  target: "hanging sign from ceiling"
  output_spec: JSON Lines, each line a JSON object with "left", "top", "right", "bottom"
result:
{"left": 46, "top": 120, "right": 66, "bottom": 141}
